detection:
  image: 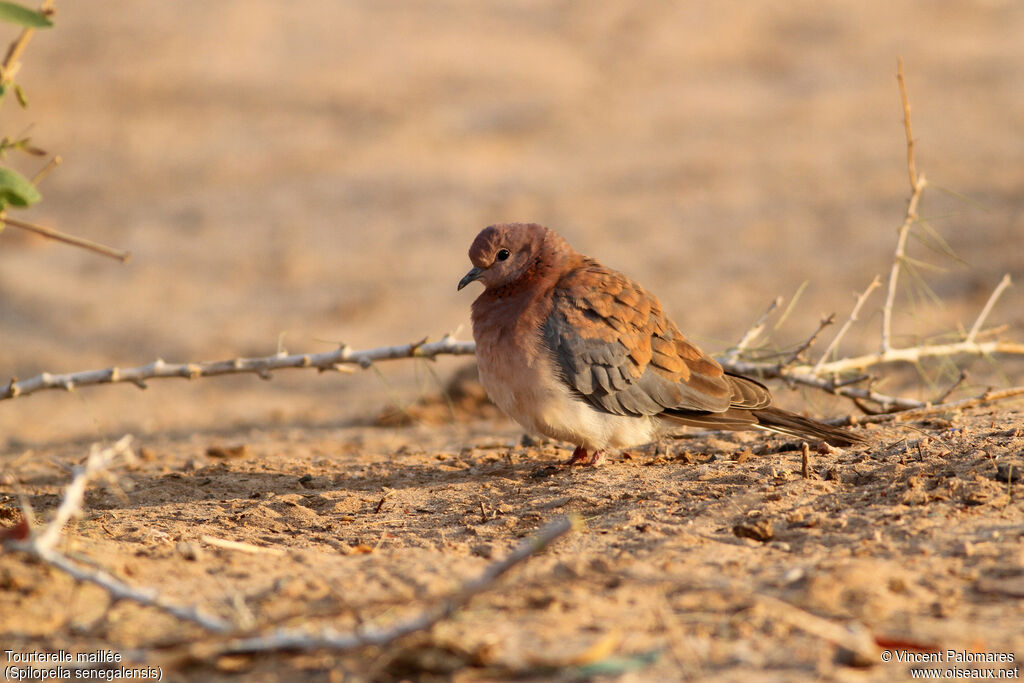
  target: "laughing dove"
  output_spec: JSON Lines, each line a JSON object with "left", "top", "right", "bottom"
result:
{"left": 458, "top": 222, "right": 864, "bottom": 465}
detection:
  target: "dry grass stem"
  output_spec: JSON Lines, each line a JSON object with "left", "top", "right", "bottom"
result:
{"left": 0, "top": 215, "right": 131, "bottom": 262}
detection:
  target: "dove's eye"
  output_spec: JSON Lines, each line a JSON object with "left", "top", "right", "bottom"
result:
{"left": 496, "top": 249, "right": 510, "bottom": 261}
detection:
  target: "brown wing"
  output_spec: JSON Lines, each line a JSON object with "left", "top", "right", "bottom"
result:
{"left": 541, "top": 260, "right": 771, "bottom": 417}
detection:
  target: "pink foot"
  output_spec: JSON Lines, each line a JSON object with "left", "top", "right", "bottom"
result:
{"left": 565, "top": 446, "right": 603, "bottom": 466}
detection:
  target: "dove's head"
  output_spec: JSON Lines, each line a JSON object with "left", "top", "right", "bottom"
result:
{"left": 458, "top": 223, "right": 570, "bottom": 292}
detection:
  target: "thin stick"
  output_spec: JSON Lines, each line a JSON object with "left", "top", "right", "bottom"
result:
{"left": 881, "top": 58, "right": 928, "bottom": 353}
{"left": 0, "top": 215, "right": 131, "bottom": 262}
{"left": 837, "top": 385, "right": 1024, "bottom": 426}
{"left": 2, "top": 334, "right": 477, "bottom": 401}
{"left": 723, "top": 358, "right": 926, "bottom": 412}
{"left": 966, "top": 273, "right": 1012, "bottom": 343}
{"left": 30, "top": 154, "right": 62, "bottom": 185}
{"left": 802, "top": 336, "right": 1024, "bottom": 377}
{"left": 813, "top": 276, "right": 881, "bottom": 373}
{"left": 200, "top": 535, "right": 286, "bottom": 556}
{"left": 210, "top": 516, "right": 575, "bottom": 655}
{"left": 933, "top": 369, "right": 967, "bottom": 405}
{"left": 754, "top": 594, "right": 877, "bottom": 663}
{"left": 780, "top": 313, "right": 834, "bottom": 368}
{"left": 897, "top": 58, "right": 918, "bottom": 192}
{"left": 31, "top": 545, "right": 231, "bottom": 632}
{"left": 726, "top": 296, "right": 782, "bottom": 361}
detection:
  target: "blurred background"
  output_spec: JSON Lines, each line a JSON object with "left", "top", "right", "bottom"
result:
{"left": 1, "top": 0, "right": 1022, "bottom": 445}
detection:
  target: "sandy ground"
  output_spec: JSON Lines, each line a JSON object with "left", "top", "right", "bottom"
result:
{"left": 1, "top": 1, "right": 1023, "bottom": 681}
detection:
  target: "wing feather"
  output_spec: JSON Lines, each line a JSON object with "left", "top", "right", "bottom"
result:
{"left": 542, "top": 262, "right": 741, "bottom": 417}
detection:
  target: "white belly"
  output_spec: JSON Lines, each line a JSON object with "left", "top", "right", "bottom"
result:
{"left": 477, "top": 347, "right": 658, "bottom": 452}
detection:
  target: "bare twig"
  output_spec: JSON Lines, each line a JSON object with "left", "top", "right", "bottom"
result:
{"left": 801, "top": 330, "right": 1024, "bottom": 376}
{"left": 933, "top": 369, "right": 968, "bottom": 405}
{"left": 780, "top": 313, "right": 834, "bottom": 368}
{"left": 896, "top": 58, "right": 918, "bottom": 193}
{"left": 725, "top": 296, "right": 782, "bottom": 362}
{"left": 754, "top": 594, "right": 878, "bottom": 664}
{"left": 30, "top": 154, "right": 61, "bottom": 185}
{"left": 813, "top": 275, "right": 882, "bottom": 373}
{"left": 200, "top": 535, "right": 286, "bottom": 557}
{"left": 967, "top": 273, "right": 1012, "bottom": 343}
{"left": 837, "top": 385, "right": 1024, "bottom": 426}
{"left": 0, "top": 215, "right": 131, "bottom": 262}
{"left": 881, "top": 58, "right": 928, "bottom": 353}
{"left": 2, "top": 436, "right": 232, "bottom": 633}
{"left": 209, "top": 515, "right": 575, "bottom": 655}
{"left": 2, "top": 334, "right": 477, "bottom": 401}
{"left": 721, "top": 358, "right": 926, "bottom": 412}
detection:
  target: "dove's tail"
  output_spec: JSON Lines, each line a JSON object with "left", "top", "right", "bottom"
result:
{"left": 750, "top": 407, "right": 865, "bottom": 447}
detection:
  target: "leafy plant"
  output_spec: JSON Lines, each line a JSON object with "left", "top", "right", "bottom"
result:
{"left": 0, "top": 2, "right": 129, "bottom": 259}
{"left": 0, "top": 1, "right": 51, "bottom": 213}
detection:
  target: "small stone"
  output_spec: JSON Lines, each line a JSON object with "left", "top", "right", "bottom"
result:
{"left": 176, "top": 541, "right": 203, "bottom": 561}
{"left": 470, "top": 543, "right": 493, "bottom": 559}
{"left": 733, "top": 519, "right": 774, "bottom": 542}
{"left": 995, "top": 462, "right": 1023, "bottom": 484}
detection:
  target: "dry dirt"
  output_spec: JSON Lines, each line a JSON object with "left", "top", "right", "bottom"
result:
{"left": 2, "top": 1, "right": 1024, "bottom": 681}
{"left": 2, "top": 406, "right": 1024, "bottom": 681}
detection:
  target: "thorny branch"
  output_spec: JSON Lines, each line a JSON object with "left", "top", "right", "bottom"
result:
{"left": 3, "top": 334, "right": 477, "bottom": 401}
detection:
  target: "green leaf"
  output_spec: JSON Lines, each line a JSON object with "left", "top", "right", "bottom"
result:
{"left": 14, "top": 83, "right": 27, "bottom": 107}
{"left": 0, "top": 166, "right": 41, "bottom": 209}
{"left": 0, "top": 1, "right": 53, "bottom": 28}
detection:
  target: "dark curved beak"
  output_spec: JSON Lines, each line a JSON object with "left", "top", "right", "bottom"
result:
{"left": 457, "top": 266, "right": 484, "bottom": 291}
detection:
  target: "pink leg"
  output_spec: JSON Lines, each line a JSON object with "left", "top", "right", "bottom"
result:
{"left": 565, "top": 446, "right": 604, "bottom": 466}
